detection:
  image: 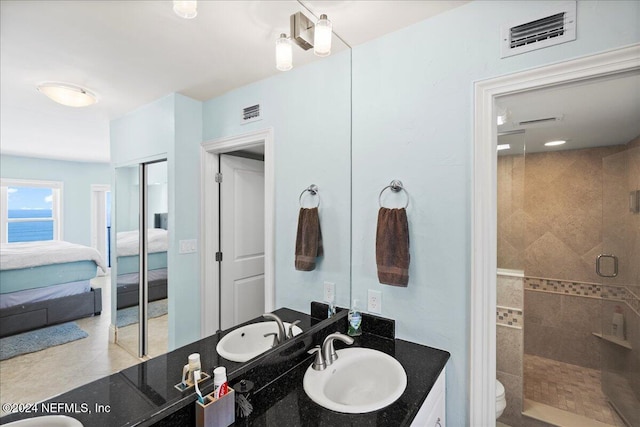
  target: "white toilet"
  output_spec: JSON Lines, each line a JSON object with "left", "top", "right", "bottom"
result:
{"left": 496, "top": 380, "right": 507, "bottom": 419}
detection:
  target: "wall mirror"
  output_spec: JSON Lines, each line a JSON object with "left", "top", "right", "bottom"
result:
{"left": 114, "top": 160, "right": 168, "bottom": 358}
{"left": 0, "top": 0, "right": 352, "bottom": 409}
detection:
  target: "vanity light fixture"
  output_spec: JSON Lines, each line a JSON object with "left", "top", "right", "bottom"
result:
{"left": 277, "top": 11, "right": 332, "bottom": 70}
{"left": 37, "top": 82, "right": 97, "bottom": 107}
{"left": 544, "top": 140, "right": 566, "bottom": 146}
{"left": 276, "top": 34, "right": 293, "bottom": 71}
{"left": 173, "top": 0, "right": 197, "bottom": 19}
{"left": 314, "top": 14, "right": 332, "bottom": 57}
{"left": 497, "top": 144, "right": 511, "bottom": 151}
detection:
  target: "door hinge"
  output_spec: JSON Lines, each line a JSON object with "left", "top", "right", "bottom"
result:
{"left": 215, "top": 252, "right": 223, "bottom": 262}
{"left": 215, "top": 173, "right": 223, "bottom": 183}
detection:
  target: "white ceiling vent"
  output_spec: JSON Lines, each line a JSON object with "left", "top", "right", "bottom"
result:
{"left": 241, "top": 103, "right": 262, "bottom": 125}
{"left": 501, "top": 1, "right": 576, "bottom": 58}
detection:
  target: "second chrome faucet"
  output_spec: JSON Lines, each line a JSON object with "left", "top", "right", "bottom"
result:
{"left": 309, "top": 332, "right": 355, "bottom": 371}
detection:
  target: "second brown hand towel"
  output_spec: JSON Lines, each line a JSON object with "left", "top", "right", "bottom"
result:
{"left": 295, "top": 207, "right": 323, "bottom": 271}
{"left": 376, "top": 207, "right": 410, "bottom": 286}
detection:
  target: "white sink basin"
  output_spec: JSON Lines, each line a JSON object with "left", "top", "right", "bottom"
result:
{"left": 303, "top": 347, "right": 407, "bottom": 413}
{"left": 3, "top": 415, "right": 83, "bottom": 426}
{"left": 216, "top": 321, "right": 303, "bottom": 362}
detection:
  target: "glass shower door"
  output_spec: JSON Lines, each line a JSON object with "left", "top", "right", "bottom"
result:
{"left": 599, "top": 145, "right": 640, "bottom": 427}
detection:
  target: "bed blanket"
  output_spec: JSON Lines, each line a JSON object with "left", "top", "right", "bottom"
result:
{"left": 0, "top": 241, "right": 107, "bottom": 272}
{"left": 117, "top": 228, "right": 168, "bottom": 256}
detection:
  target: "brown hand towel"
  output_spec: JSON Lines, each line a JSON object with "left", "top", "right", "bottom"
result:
{"left": 376, "top": 207, "right": 410, "bottom": 286}
{"left": 295, "top": 207, "right": 323, "bottom": 271}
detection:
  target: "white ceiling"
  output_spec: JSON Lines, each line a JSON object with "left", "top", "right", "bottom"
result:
{"left": 0, "top": 0, "right": 467, "bottom": 163}
{"left": 497, "top": 71, "right": 640, "bottom": 156}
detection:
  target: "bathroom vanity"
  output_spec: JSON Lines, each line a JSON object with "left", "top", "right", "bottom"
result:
{"left": 1, "top": 305, "right": 449, "bottom": 427}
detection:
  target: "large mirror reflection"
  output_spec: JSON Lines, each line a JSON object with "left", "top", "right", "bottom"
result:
{"left": 0, "top": 0, "right": 351, "bottom": 413}
{"left": 115, "top": 160, "right": 168, "bottom": 358}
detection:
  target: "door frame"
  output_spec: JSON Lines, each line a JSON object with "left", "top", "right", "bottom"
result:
{"left": 200, "top": 127, "right": 275, "bottom": 337}
{"left": 470, "top": 43, "right": 640, "bottom": 425}
{"left": 91, "top": 184, "right": 111, "bottom": 273}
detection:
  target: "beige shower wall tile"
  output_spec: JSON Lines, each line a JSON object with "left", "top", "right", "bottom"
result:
{"left": 497, "top": 326, "right": 523, "bottom": 376}
{"left": 525, "top": 232, "right": 594, "bottom": 282}
{"left": 498, "top": 275, "right": 524, "bottom": 308}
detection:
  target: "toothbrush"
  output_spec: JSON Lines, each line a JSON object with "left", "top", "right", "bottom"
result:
{"left": 181, "top": 364, "right": 189, "bottom": 387}
{"left": 193, "top": 370, "right": 204, "bottom": 404}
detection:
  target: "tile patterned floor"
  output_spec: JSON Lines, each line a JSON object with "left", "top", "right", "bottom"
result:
{"left": 524, "top": 354, "right": 626, "bottom": 426}
{"left": 0, "top": 275, "right": 158, "bottom": 417}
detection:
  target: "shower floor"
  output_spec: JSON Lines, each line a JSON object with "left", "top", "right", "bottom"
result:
{"left": 523, "top": 354, "right": 626, "bottom": 426}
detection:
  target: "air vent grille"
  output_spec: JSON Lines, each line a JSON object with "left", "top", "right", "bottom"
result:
{"left": 501, "top": 1, "right": 576, "bottom": 58}
{"left": 510, "top": 12, "right": 565, "bottom": 49}
{"left": 241, "top": 104, "right": 262, "bottom": 124}
{"left": 518, "top": 117, "right": 561, "bottom": 126}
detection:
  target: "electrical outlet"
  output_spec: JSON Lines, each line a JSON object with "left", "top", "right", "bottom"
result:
{"left": 368, "top": 290, "right": 382, "bottom": 314}
{"left": 323, "top": 282, "right": 335, "bottom": 303}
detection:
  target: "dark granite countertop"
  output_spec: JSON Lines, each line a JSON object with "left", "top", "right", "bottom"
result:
{"left": 0, "top": 308, "right": 317, "bottom": 427}
{"left": 237, "top": 333, "right": 450, "bottom": 427}
{"left": 1, "top": 306, "right": 450, "bottom": 427}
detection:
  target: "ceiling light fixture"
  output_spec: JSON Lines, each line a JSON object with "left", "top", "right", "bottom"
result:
{"left": 314, "top": 14, "right": 332, "bottom": 57}
{"left": 277, "top": 11, "right": 332, "bottom": 71}
{"left": 37, "top": 83, "right": 97, "bottom": 107}
{"left": 497, "top": 144, "right": 511, "bottom": 151}
{"left": 173, "top": 0, "right": 197, "bottom": 19}
{"left": 276, "top": 34, "right": 293, "bottom": 71}
{"left": 544, "top": 140, "right": 566, "bottom": 146}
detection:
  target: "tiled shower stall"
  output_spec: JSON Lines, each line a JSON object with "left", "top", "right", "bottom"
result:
{"left": 496, "top": 137, "right": 640, "bottom": 427}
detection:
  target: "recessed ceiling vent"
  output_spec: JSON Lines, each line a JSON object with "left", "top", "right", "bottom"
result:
{"left": 501, "top": 1, "right": 576, "bottom": 58}
{"left": 518, "top": 116, "right": 563, "bottom": 126}
{"left": 241, "top": 103, "right": 262, "bottom": 124}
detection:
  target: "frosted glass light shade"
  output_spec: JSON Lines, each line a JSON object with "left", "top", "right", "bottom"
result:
{"left": 37, "top": 83, "right": 97, "bottom": 107}
{"left": 276, "top": 34, "right": 293, "bottom": 71}
{"left": 314, "top": 14, "right": 332, "bottom": 57}
{"left": 173, "top": 1, "right": 197, "bottom": 19}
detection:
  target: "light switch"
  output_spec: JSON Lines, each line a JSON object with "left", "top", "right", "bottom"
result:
{"left": 179, "top": 239, "right": 197, "bottom": 254}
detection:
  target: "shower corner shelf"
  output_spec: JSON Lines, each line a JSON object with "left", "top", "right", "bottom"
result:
{"left": 591, "top": 332, "right": 632, "bottom": 350}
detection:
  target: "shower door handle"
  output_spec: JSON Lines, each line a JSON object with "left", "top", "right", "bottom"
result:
{"left": 596, "top": 254, "right": 618, "bottom": 278}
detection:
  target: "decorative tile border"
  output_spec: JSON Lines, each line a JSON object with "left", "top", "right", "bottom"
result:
{"left": 497, "top": 306, "right": 523, "bottom": 329}
{"left": 524, "top": 277, "right": 640, "bottom": 316}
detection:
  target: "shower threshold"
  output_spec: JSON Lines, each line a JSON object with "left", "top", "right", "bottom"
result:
{"left": 522, "top": 399, "right": 620, "bottom": 427}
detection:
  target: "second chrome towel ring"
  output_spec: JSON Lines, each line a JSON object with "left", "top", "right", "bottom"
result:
{"left": 299, "top": 184, "right": 320, "bottom": 208}
{"left": 379, "top": 180, "right": 409, "bottom": 209}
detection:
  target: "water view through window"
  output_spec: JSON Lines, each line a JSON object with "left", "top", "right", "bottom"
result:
{"left": 7, "top": 187, "right": 54, "bottom": 242}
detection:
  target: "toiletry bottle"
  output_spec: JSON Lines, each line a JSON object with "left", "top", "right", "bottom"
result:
{"left": 213, "top": 366, "right": 229, "bottom": 399}
{"left": 348, "top": 299, "right": 362, "bottom": 337}
{"left": 328, "top": 296, "right": 336, "bottom": 318}
{"left": 612, "top": 305, "right": 625, "bottom": 340}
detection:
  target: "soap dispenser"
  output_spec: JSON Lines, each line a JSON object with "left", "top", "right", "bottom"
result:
{"left": 347, "top": 299, "right": 362, "bottom": 337}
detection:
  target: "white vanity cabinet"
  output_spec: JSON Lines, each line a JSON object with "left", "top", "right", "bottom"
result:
{"left": 410, "top": 369, "right": 446, "bottom": 427}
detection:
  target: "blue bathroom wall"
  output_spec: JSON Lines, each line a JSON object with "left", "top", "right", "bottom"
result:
{"left": 350, "top": 1, "right": 639, "bottom": 425}
{"left": 110, "top": 93, "right": 203, "bottom": 349}
{"left": 202, "top": 51, "right": 352, "bottom": 312}
{"left": 0, "top": 155, "right": 110, "bottom": 246}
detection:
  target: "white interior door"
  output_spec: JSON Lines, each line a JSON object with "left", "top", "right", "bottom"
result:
{"left": 220, "top": 154, "right": 265, "bottom": 330}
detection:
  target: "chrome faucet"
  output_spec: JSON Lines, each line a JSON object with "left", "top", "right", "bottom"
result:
{"left": 287, "top": 320, "right": 301, "bottom": 339}
{"left": 262, "top": 313, "right": 286, "bottom": 344}
{"left": 309, "top": 332, "right": 354, "bottom": 370}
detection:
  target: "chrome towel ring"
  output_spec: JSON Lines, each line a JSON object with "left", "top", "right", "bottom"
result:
{"left": 299, "top": 184, "right": 320, "bottom": 208}
{"left": 379, "top": 180, "right": 409, "bottom": 209}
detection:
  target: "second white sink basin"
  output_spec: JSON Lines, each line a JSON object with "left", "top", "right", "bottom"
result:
{"left": 3, "top": 416, "right": 83, "bottom": 426}
{"left": 216, "top": 321, "right": 302, "bottom": 362}
{"left": 303, "top": 347, "right": 407, "bottom": 413}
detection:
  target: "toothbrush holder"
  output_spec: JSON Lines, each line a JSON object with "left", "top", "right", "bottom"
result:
{"left": 196, "top": 388, "right": 235, "bottom": 427}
